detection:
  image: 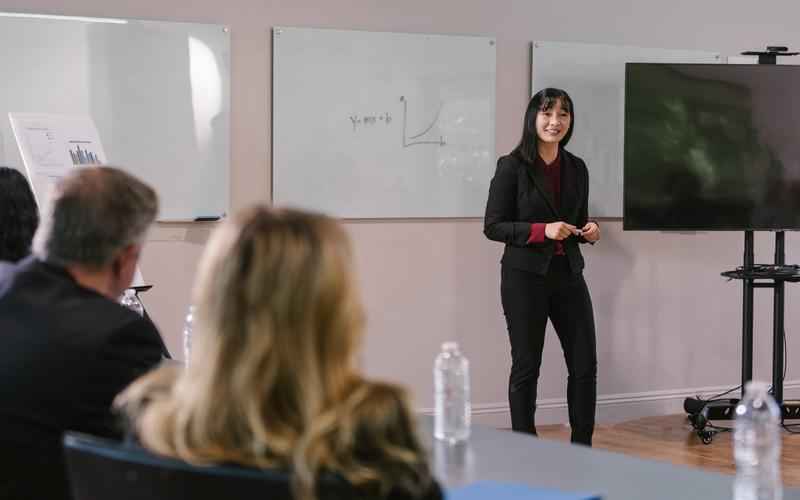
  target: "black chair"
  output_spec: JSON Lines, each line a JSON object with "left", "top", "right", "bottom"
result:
{"left": 63, "top": 432, "right": 438, "bottom": 500}
{"left": 63, "top": 432, "right": 300, "bottom": 500}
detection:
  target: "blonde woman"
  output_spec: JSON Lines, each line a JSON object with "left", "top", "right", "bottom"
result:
{"left": 117, "top": 206, "right": 442, "bottom": 500}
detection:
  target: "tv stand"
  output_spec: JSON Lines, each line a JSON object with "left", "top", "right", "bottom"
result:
{"left": 685, "top": 230, "right": 800, "bottom": 444}
{"left": 684, "top": 45, "right": 800, "bottom": 444}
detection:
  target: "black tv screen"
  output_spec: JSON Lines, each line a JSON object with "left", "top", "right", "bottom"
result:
{"left": 624, "top": 63, "right": 800, "bottom": 230}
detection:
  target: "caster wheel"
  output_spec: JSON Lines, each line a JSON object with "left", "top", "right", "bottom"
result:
{"left": 699, "top": 430, "right": 714, "bottom": 445}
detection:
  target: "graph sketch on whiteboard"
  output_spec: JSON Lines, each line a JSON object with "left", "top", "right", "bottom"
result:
{"left": 400, "top": 96, "right": 445, "bottom": 148}
{"left": 349, "top": 112, "right": 393, "bottom": 132}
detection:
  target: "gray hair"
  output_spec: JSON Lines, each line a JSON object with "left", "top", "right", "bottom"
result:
{"left": 34, "top": 166, "right": 158, "bottom": 269}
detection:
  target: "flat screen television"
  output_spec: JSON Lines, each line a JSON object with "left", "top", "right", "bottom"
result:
{"left": 624, "top": 63, "right": 800, "bottom": 230}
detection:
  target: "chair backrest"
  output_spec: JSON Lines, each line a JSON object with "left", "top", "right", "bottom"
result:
{"left": 64, "top": 432, "right": 297, "bottom": 500}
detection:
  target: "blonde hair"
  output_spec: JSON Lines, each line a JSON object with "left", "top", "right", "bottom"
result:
{"left": 293, "top": 379, "right": 434, "bottom": 499}
{"left": 117, "top": 205, "right": 434, "bottom": 499}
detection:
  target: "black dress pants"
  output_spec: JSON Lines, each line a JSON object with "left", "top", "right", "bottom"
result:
{"left": 501, "top": 256, "right": 597, "bottom": 445}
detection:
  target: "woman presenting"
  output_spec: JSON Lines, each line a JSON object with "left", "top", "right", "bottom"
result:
{"left": 484, "top": 88, "right": 599, "bottom": 445}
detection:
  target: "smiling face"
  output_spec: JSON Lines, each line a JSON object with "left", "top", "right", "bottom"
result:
{"left": 535, "top": 97, "right": 572, "bottom": 146}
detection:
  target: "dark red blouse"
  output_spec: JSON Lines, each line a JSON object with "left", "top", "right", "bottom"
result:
{"left": 527, "top": 152, "right": 566, "bottom": 256}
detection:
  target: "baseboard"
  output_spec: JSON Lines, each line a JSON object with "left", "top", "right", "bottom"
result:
{"left": 419, "top": 380, "right": 800, "bottom": 429}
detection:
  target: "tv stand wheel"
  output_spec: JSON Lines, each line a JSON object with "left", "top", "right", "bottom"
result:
{"left": 698, "top": 429, "right": 714, "bottom": 445}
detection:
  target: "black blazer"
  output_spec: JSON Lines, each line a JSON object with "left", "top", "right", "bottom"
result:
{"left": 0, "top": 257, "right": 168, "bottom": 500}
{"left": 484, "top": 148, "right": 591, "bottom": 275}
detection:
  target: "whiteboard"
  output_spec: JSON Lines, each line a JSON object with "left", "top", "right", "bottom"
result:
{"left": 0, "top": 15, "right": 230, "bottom": 221}
{"left": 532, "top": 41, "right": 721, "bottom": 217}
{"left": 273, "top": 27, "right": 496, "bottom": 218}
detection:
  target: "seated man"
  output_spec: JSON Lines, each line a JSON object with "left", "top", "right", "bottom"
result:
{"left": 0, "top": 166, "right": 169, "bottom": 500}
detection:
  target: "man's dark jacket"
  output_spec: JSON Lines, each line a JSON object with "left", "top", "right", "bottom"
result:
{"left": 0, "top": 257, "right": 167, "bottom": 500}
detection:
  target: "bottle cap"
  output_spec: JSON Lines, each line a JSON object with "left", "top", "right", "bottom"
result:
{"left": 442, "top": 341, "right": 459, "bottom": 352}
{"left": 745, "top": 380, "right": 770, "bottom": 394}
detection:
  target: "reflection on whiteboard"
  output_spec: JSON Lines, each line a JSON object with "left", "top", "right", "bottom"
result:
{"left": 273, "top": 27, "right": 496, "bottom": 218}
{"left": 8, "top": 112, "right": 145, "bottom": 287}
{"left": 531, "top": 41, "right": 721, "bottom": 217}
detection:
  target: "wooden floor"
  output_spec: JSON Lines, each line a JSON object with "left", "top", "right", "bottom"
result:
{"left": 538, "top": 414, "right": 800, "bottom": 487}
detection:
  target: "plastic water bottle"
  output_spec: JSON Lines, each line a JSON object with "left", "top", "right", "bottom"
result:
{"left": 183, "top": 305, "right": 195, "bottom": 366}
{"left": 434, "top": 341, "right": 471, "bottom": 443}
{"left": 119, "top": 289, "right": 144, "bottom": 316}
{"left": 733, "top": 381, "right": 782, "bottom": 500}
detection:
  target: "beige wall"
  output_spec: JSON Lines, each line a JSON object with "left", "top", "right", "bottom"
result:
{"left": 4, "top": 0, "right": 800, "bottom": 425}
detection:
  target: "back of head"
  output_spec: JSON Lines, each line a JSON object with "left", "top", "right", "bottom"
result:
{"left": 117, "top": 204, "right": 438, "bottom": 499}
{"left": 189, "top": 204, "right": 365, "bottom": 423}
{"left": 0, "top": 167, "right": 39, "bottom": 262}
{"left": 33, "top": 166, "right": 158, "bottom": 269}
{"left": 119, "top": 205, "right": 366, "bottom": 463}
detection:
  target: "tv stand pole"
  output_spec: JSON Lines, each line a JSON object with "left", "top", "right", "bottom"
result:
{"left": 741, "top": 230, "right": 754, "bottom": 392}
{"left": 741, "top": 230, "right": 786, "bottom": 403}
{"left": 773, "top": 232, "right": 785, "bottom": 403}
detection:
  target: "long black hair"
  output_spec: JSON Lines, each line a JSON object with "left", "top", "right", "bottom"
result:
{"left": 0, "top": 167, "right": 39, "bottom": 262}
{"left": 513, "top": 88, "right": 575, "bottom": 163}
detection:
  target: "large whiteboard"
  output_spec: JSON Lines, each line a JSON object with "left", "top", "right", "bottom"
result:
{"left": 0, "top": 15, "right": 230, "bottom": 221}
{"left": 273, "top": 28, "right": 496, "bottom": 218}
{"left": 532, "top": 41, "right": 721, "bottom": 217}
